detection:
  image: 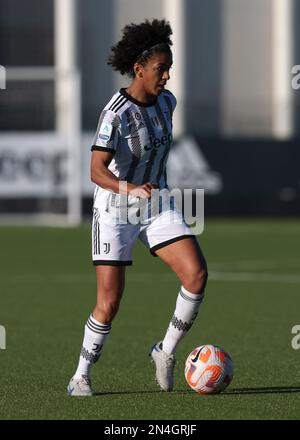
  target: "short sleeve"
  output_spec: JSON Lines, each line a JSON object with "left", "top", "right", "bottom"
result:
{"left": 91, "top": 110, "right": 121, "bottom": 154}
{"left": 166, "top": 90, "right": 177, "bottom": 111}
{"left": 162, "top": 89, "right": 177, "bottom": 120}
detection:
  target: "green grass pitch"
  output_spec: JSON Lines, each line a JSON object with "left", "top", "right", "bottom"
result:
{"left": 0, "top": 219, "right": 299, "bottom": 420}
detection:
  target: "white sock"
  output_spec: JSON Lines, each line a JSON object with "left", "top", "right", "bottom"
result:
{"left": 73, "top": 314, "right": 111, "bottom": 379}
{"left": 162, "top": 286, "right": 204, "bottom": 355}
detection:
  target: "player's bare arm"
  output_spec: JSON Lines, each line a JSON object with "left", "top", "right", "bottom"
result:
{"left": 91, "top": 150, "right": 157, "bottom": 198}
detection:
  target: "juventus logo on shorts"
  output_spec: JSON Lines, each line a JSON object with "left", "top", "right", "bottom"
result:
{"left": 103, "top": 243, "right": 111, "bottom": 254}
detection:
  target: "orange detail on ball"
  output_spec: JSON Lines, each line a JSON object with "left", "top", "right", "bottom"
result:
{"left": 199, "top": 346, "right": 211, "bottom": 363}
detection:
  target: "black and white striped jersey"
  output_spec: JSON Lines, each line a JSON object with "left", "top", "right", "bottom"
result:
{"left": 91, "top": 88, "right": 176, "bottom": 188}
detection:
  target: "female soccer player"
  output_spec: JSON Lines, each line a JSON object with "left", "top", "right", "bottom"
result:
{"left": 67, "top": 19, "right": 208, "bottom": 396}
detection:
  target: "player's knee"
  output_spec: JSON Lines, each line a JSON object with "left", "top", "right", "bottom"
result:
{"left": 104, "top": 301, "right": 120, "bottom": 322}
{"left": 183, "top": 265, "right": 208, "bottom": 295}
{"left": 96, "top": 278, "right": 124, "bottom": 321}
{"left": 199, "top": 265, "right": 208, "bottom": 293}
{"left": 95, "top": 297, "right": 121, "bottom": 323}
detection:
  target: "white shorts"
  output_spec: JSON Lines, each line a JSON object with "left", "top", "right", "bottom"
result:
{"left": 92, "top": 189, "right": 194, "bottom": 266}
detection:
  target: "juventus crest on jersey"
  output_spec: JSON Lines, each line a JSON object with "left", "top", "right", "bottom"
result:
{"left": 91, "top": 88, "right": 176, "bottom": 189}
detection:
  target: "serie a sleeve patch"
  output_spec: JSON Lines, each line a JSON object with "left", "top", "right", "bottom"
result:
{"left": 97, "top": 121, "right": 113, "bottom": 142}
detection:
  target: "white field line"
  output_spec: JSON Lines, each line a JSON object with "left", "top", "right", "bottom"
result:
{"left": 2, "top": 271, "right": 300, "bottom": 285}
{"left": 210, "top": 259, "right": 278, "bottom": 270}
{"left": 209, "top": 271, "right": 300, "bottom": 284}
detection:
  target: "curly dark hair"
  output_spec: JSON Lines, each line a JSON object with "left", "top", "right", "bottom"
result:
{"left": 107, "top": 19, "right": 173, "bottom": 77}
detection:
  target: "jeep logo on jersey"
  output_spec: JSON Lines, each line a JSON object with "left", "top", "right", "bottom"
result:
{"left": 144, "top": 133, "right": 172, "bottom": 151}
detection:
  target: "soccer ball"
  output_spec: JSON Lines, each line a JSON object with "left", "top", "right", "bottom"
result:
{"left": 184, "top": 344, "right": 234, "bottom": 394}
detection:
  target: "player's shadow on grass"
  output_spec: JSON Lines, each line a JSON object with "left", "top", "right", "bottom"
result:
{"left": 93, "top": 390, "right": 179, "bottom": 396}
{"left": 223, "top": 386, "right": 300, "bottom": 395}
{"left": 93, "top": 386, "right": 300, "bottom": 396}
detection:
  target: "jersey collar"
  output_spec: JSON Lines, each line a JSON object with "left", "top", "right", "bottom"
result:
{"left": 119, "top": 88, "right": 158, "bottom": 108}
